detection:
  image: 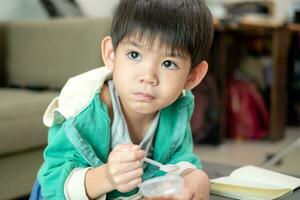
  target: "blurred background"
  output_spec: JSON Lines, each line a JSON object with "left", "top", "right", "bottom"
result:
{"left": 0, "top": 0, "right": 299, "bottom": 199}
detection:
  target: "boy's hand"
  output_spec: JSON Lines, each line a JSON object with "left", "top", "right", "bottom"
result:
{"left": 106, "top": 144, "right": 145, "bottom": 192}
{"left": 178, "top": 169, "right": 210, "bottom": 200}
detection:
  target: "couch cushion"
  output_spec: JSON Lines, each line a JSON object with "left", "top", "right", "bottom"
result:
{"left": 6, "top": 17, "right": 111, "bottom": 89}
{"left": 0, "top": 88, "right": 58, "bottom": 156}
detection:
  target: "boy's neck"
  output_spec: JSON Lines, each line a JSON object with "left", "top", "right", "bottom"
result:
{"left": 100, "top": 83, "right": 157, "bottom": 144}
{"left": 120, "top": 100, "right": 157, "bottom": 144}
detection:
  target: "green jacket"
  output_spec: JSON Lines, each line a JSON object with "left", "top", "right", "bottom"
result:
{"left": 37, "top": 68, "right": 201, "bottom": 199}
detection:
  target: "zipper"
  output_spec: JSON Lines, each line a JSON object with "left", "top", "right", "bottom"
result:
{"left": 63, "top": 117, "right": 103, "bottom": 167}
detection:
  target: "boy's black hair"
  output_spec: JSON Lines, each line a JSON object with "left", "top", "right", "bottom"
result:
{"left": 111, "top": 0, "right": 214, "bottom": 68}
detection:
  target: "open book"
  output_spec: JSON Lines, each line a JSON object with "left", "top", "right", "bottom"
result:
{"left": 210, "top": 165, "right": 300, "bottom": 200}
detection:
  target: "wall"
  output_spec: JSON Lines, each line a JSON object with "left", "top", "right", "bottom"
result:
{"left": 0, "top": 0, "right": 119, "bottom": 21}
{"left": 76, "top": 0, "right": 119, "bottom": 17}
{"left": 0, "top": 0, "right": 48, "bottom": 21}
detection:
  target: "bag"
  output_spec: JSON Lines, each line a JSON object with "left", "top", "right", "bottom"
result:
{"left": 226, "top": 77, "right": 269, "bottom": 139}
{"left": 191, "top": 74, "right": 221, "bottom": 145}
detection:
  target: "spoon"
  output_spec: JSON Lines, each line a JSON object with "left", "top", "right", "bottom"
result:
{"left": 143, "top": 157, "right": 179, "bottom": 173}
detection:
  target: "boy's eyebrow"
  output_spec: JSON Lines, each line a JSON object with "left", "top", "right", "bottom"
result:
{"left": 124, "top": 40, "right": 187, "bottom": 59}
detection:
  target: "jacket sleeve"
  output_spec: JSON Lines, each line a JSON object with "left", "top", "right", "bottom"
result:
{"left": 37, "top": 123, "right": 90, "bottom": 199}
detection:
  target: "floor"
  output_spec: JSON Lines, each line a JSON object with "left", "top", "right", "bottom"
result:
{"left": 194, "top": 127, "right": 300, "bottom": 176}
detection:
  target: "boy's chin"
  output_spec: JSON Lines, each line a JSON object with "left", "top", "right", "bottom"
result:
{"left": 129, "top": 104, "right": 160, "bottom": 115}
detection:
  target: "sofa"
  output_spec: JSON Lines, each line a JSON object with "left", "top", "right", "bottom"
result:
{"left": 0, "top": 17, "right": 111, "bottom": 199}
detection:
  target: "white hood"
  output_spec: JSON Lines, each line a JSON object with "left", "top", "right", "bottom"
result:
{"left": 43, "top": 66, "right": 112, "bottom": 127}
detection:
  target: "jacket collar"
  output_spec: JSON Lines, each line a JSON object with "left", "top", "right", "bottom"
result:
{"left": 143, "top": 91, "right": 194, "bottom": 179}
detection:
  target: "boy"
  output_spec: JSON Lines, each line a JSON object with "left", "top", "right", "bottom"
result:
{"left": 36, "top": 0, "right": 214, "bottom": 199}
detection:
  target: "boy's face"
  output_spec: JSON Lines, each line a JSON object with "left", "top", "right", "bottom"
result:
{"left": 105, "top": 37, "right": 193, "bottom": 115}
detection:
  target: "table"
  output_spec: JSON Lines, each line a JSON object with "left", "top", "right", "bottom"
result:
{"left": 203, "top": 162, "right": 300, "bottom": 200}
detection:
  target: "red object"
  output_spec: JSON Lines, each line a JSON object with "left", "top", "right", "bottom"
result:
{"left": 226, "top": 78, "right": 269, "bottom": 139}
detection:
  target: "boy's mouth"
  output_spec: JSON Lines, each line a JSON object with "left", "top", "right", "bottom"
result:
{"left": 133, "top": 92, "right": 156, "bottom": 101}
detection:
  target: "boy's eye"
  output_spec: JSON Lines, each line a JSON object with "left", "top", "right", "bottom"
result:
{"left": 162, "top": 60, "right": 178, "bottom": 70}
{"left": 127, "top": 51, "right": 141, "bottom": 60}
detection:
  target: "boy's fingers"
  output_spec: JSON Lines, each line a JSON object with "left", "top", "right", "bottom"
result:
{"left": 110, "top": 149, "right": 145, "bottom": 162}
{"left": 114, "top": 144, "right": 140, "bottom": 151}
{"left": 178, "top": 188, "right": 193, "bottom": 200}
{"left": 117, "top": 177, "right": 142, "bottom": 193}
{"left": 109, "top": 160, "right": 142, "bottom": 175}
{"left": 127, "top": 144, "right": 141, "bottom": 151}
{"left": 114, "top": 167, "right": 143, "bottom": 184}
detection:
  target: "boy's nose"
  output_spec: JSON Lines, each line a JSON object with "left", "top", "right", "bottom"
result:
{"left": 138, "top": 61, "right": 159, "bottom": 86}
{"left": 138, "top": 72, "right": 159, "bottom": 86}
{"left": 139, "top": 75, "right": 158, "bottom": 86}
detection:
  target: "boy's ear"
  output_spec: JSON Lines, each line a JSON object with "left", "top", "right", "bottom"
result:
{"left": 184, "top": 61, "right": 208, "bottom": 90}
{"left": 101, "top": 36, "right": 115, "bottom": 70}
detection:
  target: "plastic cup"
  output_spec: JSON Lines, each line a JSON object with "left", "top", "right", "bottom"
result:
{"left": 139, "top": 174, "right": 184, "bottom": 199}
